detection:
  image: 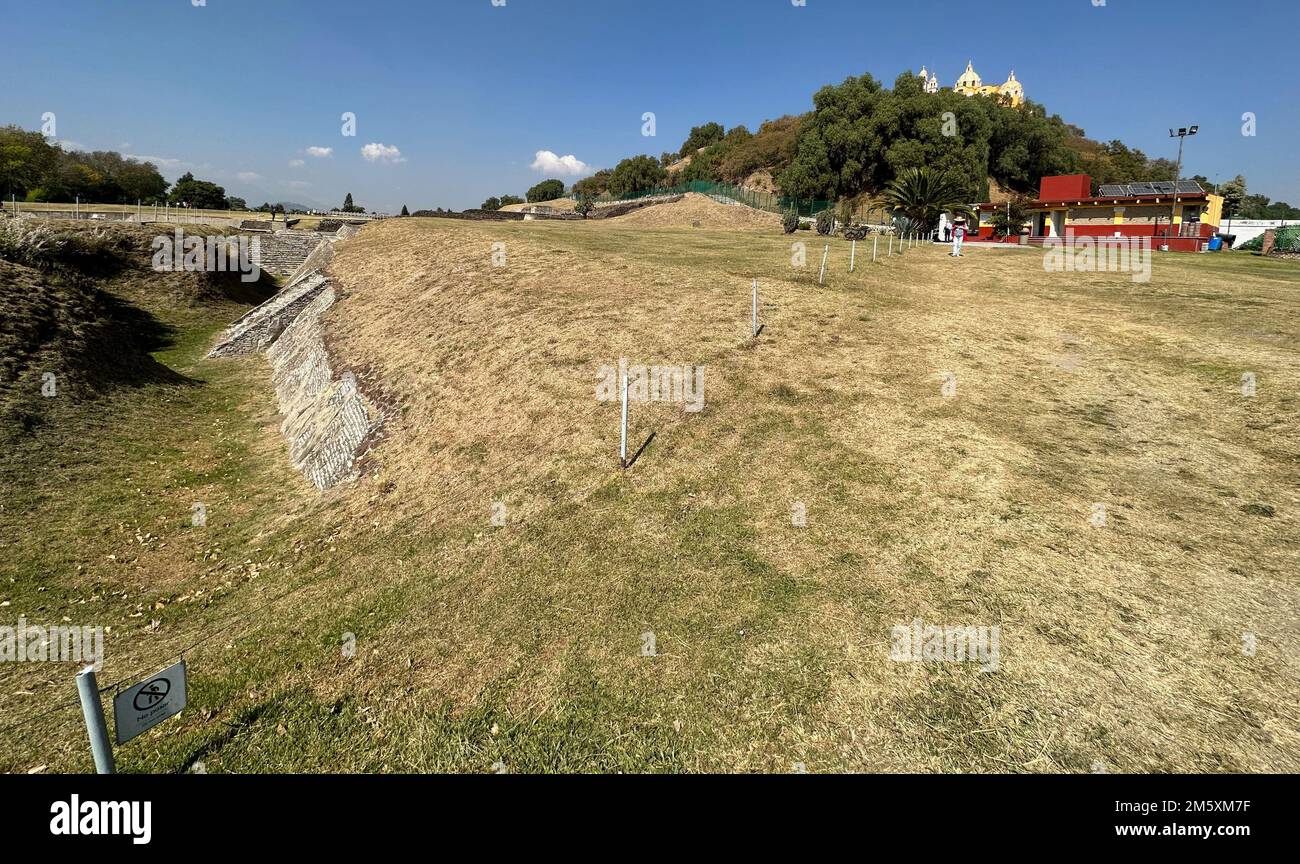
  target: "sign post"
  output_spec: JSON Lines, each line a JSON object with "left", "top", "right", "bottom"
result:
{"left": 75, "top": 666, "right": 115, "bottom": 774}
{"left": 619, "top": 370, "right": 629, "bottom": 468}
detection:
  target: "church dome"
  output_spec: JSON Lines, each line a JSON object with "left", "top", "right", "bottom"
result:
{"left": 955, "top": 61, "right": 982, "bottom": 90}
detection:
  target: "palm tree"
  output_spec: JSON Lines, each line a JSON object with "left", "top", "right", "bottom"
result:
{"left": 882, "top": 167, "right": 974, "bottom": 232}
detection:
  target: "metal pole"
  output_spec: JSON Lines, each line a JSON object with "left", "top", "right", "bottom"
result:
{"left": 751, "top": 278, "right": 758, "bottom": 337}
{"left": 873, "top": 235, "right": 878, "bottom": 262}
{"left": 888, "top": 235, "right": 893, "bottom": 257}
{"left": 850, "top": 239, "right": 856, "bottom": 271}
{"left": 818, "top": 244, "right": 828, "bottom": 284}
{"left": 619, "top": 370, "right": 629, "bottom": 468}
{"left": 75, "top": 666, "right": 115, "bottom": 774}
{"left": 1173, "top": 134, "right": 1184, "bottom": 232}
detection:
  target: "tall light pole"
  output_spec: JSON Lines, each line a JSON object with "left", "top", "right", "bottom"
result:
{"left": 1168, "top": 125, "right": 1198, "bottom": 239}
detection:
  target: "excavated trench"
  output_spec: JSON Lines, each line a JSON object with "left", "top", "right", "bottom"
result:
{"left": 207, "top": 228, "right": 378, "bottom": 490}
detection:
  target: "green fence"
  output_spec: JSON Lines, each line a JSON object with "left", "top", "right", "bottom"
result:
{"left": 585, "top": 180, "right": 834, "bottom": 218}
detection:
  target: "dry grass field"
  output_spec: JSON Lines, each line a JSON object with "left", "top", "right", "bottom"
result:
{"left": 2, "top": 206, "right": 1298, "bottom": 773}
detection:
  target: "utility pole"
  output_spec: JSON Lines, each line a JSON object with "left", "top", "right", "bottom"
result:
{"left": 1168, "top": 125, "right": 1198, "bottom": 239}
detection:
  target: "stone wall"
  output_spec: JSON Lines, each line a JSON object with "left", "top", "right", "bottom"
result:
{"left": 206, "top": 231, "right": 378, "bottom": 490}
{"left": 265, "top": 284, "right": 376, "bottom": 489}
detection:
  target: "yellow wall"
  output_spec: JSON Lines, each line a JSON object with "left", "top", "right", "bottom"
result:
{"left": 1204, "top": 194, "right": 1224, "bottom": 227}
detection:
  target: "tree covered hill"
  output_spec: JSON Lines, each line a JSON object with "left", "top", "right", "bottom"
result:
{"left": 573, "top": 69, "right": 1295, "bottom": 218}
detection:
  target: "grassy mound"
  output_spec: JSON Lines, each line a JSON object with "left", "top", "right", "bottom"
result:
{"left": 612, "top": 192, "right": 782, "bottom": 230}
{"left": 0, "top": 220, "right": 275, "bottom": 436}
{"left": 500, "top": 198, "right": 576, "bottom": 212}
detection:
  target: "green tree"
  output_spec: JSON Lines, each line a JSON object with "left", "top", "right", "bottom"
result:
{"left": 481, "top": 197, "right": 501, "bottom": 211}
{"left": 168, "top": 171, "right": 227, "bottom": 209}
{"left": 526, "top": 179, "right": 566, "bottom": 203}
{"left": 990, "top": 195, "right": 1031, "bottom": 237}
{"left": 572, "top": 169, "right": 611, "bottom": 199}
{"left": 226, "top": 196, "right": 248, "bottom": 211}
{"left": 498, "top": 195, "right": 524, "bottom": 207}
{"left": 575, "top": 199, "right": 594, "bottom": 219}
{"left": 882, "top": 167, "right": 973, "bottom": 231}
{"left": 678, "top": 122, "right": 725, "bottom": 158}
{"left": 400, "top": 204, "right": 410, "bottom": 216}
{"left": 1218, "top": 175, "right": 1246, "bottom": 221}
{"left": 607, "top": 155, "right": 667, "bottom": 197}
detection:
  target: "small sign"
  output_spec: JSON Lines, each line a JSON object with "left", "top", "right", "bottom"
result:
{"left": 114, "top": 660, "right": 187, "bottom": 745}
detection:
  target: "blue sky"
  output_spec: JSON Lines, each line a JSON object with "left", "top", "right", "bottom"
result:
{"left": 3, "top": 0, "right": 1296, "bottom": 212}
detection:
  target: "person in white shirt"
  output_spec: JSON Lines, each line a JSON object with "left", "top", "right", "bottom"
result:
{"left": 950, "top": 217, "right": 966, "bottom": 257}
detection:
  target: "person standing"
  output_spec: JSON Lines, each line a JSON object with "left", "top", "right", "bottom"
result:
{"left": 950, "top": 217, "right": 965, "bottom": 257}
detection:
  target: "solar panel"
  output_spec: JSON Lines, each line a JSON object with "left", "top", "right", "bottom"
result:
{"left": 1175, "top": 180, "right": 1204, "bottom": 194}
{"left": 1150, "top": 181, "right": 1176, "bottom": 195}
{"left": 1128, "top": 182, "right": 1155, "bottom": 196}
{"left": 1099, "top": 184, "right": 1130, "bottom": 197}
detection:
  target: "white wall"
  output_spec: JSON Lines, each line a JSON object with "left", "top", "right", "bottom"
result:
{"left": 1219, "top": 219, "right": 1293, "bottom": 247}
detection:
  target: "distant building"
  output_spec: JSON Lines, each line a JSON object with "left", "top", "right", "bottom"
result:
{"left": 929, "top": 61, "right": 1023, "bottom": 107}
{"left": 971, "top": 174, "right": 1225, "bottom": 252}
{"left": 918, "top": 65, "right": 939, "bottom": 94}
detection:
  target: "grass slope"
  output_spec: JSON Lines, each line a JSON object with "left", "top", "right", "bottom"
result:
{"left": 2, "top": 217, "right": 1298, "bottom": 773}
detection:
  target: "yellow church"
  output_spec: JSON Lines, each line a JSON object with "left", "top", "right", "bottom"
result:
{"left": 919, "top": 62, "right": 1024, "bottom": 107}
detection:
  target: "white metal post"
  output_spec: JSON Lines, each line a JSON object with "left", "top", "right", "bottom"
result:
{"left": 75, "top": 666, "right": 115, "bottom": 774}
{"left": 751, "top": 278, "right": 758, "bottom": 337}
{"left": 619, "top": 369, "right": 629, "bottom": 468}
{"left": 888, "top": 235, "right": 893, "bottom": 257}
{"left": 818, "top": 244, "right": 828, "bottom": 285}
{"left": 873, "top": 235, "right": 878, "bottom": 262}
{"left": 850, "top": 239, "right": 856, "bottom": 272}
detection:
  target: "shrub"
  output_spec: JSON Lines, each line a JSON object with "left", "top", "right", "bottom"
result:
{"left": 843, "top": 224, "right": 867, "bottom": 241}
{"left": 815, "top": 210, "right": 834, "bottom": 236}
{"left": 782, "top": 210, "right": 799, "bottom": 234}
{"left": 575, "top": 200, "right": 594, "bottom": 219}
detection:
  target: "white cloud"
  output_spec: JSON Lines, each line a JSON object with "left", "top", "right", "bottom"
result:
{"left": 236, "top": 171, "right": 263, "bottom": 183}
{"left": 306, "top": 146, "right": 333, "bottom": 158}
{"left": 361, "top": 142, "right": 405, "bottom": 163}
{"left": 529, "top": 150, "right": 589, "bottom": 176}
{"left": 288, "top": 159, "right": 305, "bottom": 168}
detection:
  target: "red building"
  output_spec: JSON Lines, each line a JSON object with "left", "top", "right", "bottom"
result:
{"left": 973, "top": 174, "right": 1224, "bottom": 252}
